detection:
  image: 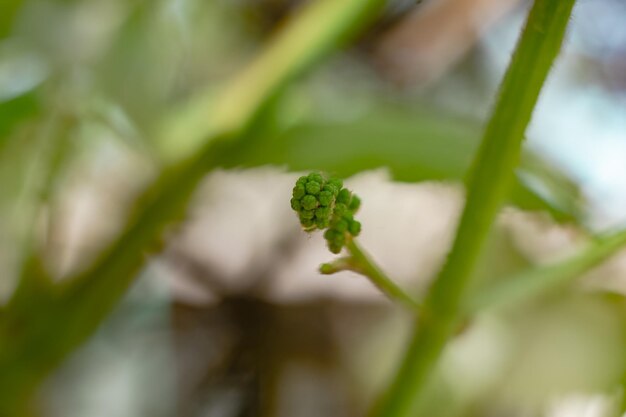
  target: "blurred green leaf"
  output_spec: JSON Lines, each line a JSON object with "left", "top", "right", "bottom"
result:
{"left": 227, "top": 106, "right": 584, "bottom": 222}
{"left": 0, "top": 0, "right": 25, "bottom": 38}
{"left": 0, "top": 91, "right": 40, "bottom": 147}
{"left": 467, "top": 228, "right": 626, "bottom": 314}
{"left": 157, "top": 0, "right": 384, "bottom": 159}
{"left": 0, "top": 0, "right": 388, "bottom": 413}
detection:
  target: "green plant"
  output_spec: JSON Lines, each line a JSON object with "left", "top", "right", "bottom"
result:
{"left": 291, "top": 173, "right": 361, "bottom": 249}
{"left": 374, "top": 0, "right": 579, "bottom": 415}
{"left": 285, "top": 2, "right": 626, "bottom": 417}
{"left": 290, "top": 172, "right": 419, "bottom": 310}
{"left": 0, "top": 0, "right": 386, "bottom": 414}
{"left": 2, "top": 0, "right": 626, "bottom": 415}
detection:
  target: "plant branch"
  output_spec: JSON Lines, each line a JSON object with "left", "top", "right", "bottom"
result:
{"left": 159, "top": 0, "right": 383, "bottom": 160}
{"left": 371, "top": 1, "right": 577, "bottom": 416}
{"left": 321, "top": 238, "right": 421, "bottom": 312}
{"left": 321, "top": 225, "right": 626, "bottom": 318}
{"left": 466, "top": 228, "right": 626, "bottom": 314}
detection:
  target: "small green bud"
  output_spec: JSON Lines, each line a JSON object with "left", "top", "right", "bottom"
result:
{"left": 296, "top": 176, "right": 308, "bottom": 186}
{"left": 328, "top": 242, "right": 343, "bottom": 254}
{"left": 323, "top": 184, "right": 338, "bottom": 196}
{"left": 301, "top": 218, "right": 314, "bottom": 228}
{"left": 300, "top": 209, "right": 315, "bottom": 220}
{"left": 328, "top": 178, "right": 343, "bottom": 189}
{"left": 305, "top": 181, "right": 321, "bottom": 195}
{"left": 324, "top": 228, "right": 338, "bottom": 241}
{"left": 315, "top": 217, "right": 329, "bottom": 229}
{"left": 334, "top": 233, "right": 346, "bottom": 245}
{"left": 315, "top": 207, "right": 331, "bottom": 220}
{"left": 293, "top": 184, "right": 306, "bottom": 199}
{"left": 335, "top": 219, "right": 348, "bottom": 233}
{"left": 328, "top": 244, "right": 342, "bottom": 254}
{"left": 334, "top": 203, "right": 347, "bottom": 217}
{"left": 348, "top": 195, "right": 361, "bottom": 212}
{"left": 301, "top": 195, "right": 318, "bottom": 210}
{"left": 319, "top": 263, "right": 334, "bottom": 274}
{"left": 308, "top": 173, "right": 324, "bottom": 183}
{"left": 349, "top": 220, "right": 361, "bottom": 236}
{"left": 337, "top": 188, "right": 351, "bottom": 204}
{"left": 290, "top": 198, "right": 301, "bottom": 211}
{"left": 318, "top": 191, "right": 333, "bottom": 206}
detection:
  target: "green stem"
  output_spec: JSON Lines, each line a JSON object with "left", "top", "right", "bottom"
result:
{"left": 371, "top": 1, "right": 577, "bottom": 416}
{"left": 323, "top": 226, "right": 626, "bottom": 317}
{"left": 466, "top": 228, "right": 626, "bottom": 314}
{"left": 321, "top": 239, "right": 421, "bottom": 311}
{"left": 617, "top": 373, "right": 626, "bottom": 417}
{"left": 159, "top": 0, "right": 383, "bottom": 159}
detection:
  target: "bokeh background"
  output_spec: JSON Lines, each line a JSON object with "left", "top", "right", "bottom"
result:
{"left": 1, "top": 0, "right": 626, "bottom": 416}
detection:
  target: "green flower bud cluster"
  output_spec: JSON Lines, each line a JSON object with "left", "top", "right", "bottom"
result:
{"left": 291, "top": 173, "right": 362, "bottom": 254}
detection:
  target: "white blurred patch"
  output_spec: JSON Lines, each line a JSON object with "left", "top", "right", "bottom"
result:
{"left": 0, "top": 42, "right": 48, "bottom": 101}
{"left": 442, "top": 314, "right": 514, "bottom": 402}
{"left": 166, "top": 167, "right": 626, "bottom": 305}
{"left": 499, "top": 209, "right": 586, "bottom": 264}
{"left": 52, "top": 135, "right": 154, "bottom": 277}
{"left": 545, "top": 393, "right": 616, "bottom": 417}
{"left": 170, "top": 168, "right": 299, "bottom": 294}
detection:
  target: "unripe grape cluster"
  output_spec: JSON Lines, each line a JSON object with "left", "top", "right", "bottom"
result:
{"left": 291, "top": 173, "right": 362, "bottom": 254}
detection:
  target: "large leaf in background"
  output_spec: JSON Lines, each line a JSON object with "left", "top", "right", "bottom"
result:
{"left": 0, "top": 0, "right": 24, "bottom": 39}
{"left": 226, "top": 106, "right": 584, "bottom": 223}
{"left": 0, "top": 90, "right": 39, "bottom": 146}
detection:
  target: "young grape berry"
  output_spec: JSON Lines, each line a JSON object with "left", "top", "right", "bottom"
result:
{"left": 291, "top": 173, "right": 362, "bottom": 254}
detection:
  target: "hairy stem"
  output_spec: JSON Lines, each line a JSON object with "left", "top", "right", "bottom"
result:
{"left": 371, "top": 1, "right": 577, "bottom": 416}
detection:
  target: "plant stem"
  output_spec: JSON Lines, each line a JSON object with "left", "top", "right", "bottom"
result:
{"left": 371, "top": 1, "right": 577, "bottom": 416}
{"left": 324, "top": 226, "right": 626, "bottom": 317}
{"left": 466, "top": 228, "right": 626, "bottom": 314}
{"left": 159, "top": 0, "right": 383, "bottom": 159}
{"left": 321, "top": 239, "right": 421, "bottom": 311}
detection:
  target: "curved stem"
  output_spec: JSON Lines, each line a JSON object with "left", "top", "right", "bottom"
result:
{"left": 324, "top": 224, "right": 626, "bottom": 320}
{"left": 321, "top": 239, "right": 421, "bottom": 312}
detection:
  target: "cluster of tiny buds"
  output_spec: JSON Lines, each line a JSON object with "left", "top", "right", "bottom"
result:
{"left": 291, "top": 173, "right": 361, "bottom": 254}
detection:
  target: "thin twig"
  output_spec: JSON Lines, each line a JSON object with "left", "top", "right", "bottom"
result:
{"left": 320, "top": 238, "right": 421, "bottom": 312}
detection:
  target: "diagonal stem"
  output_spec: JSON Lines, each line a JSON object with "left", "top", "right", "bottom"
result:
{"left": 466, "top": 228, "right": 626, "bottom": 314}
{"left": 370, "top": 1, "right": 578, "bottom": 416}
{"left": 321, "top": 238, "right": 422, "bottom": 312}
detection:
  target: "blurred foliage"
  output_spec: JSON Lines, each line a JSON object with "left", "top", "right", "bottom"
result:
{"left": 225, "top": 102, "right": 583, "bottom": 222}
{"left": 0, "top": 0, "right": 625, "bottom": 417}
